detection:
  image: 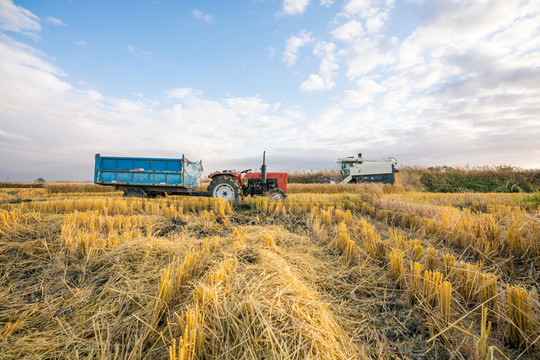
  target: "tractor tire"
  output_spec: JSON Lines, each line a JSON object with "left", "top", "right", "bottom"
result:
{"left": 208, "top": 177, "right": 240, "bottom": 201}
{"left": 267, "top": 189, "right": 286, "bottom": 201}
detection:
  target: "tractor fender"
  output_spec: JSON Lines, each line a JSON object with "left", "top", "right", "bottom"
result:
{"left": 208, "top": 173, "right": 240, "bottom": 182}
{"left": 208, "top": 173, "right": 243, "bottom": 189}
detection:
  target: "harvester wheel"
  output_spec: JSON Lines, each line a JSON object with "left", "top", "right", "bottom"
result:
{"left": 267, "top": 189, "right": 286, "bottom": 201}
{"left": 208, "top": 177, "right": 240, "bottom": 201}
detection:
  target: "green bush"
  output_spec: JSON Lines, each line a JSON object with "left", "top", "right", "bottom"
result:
{"left": 419, "top": 167, "right": 540, "bottom": 193}
{"left": 520, "top": 191, "right": 540, "bottom": 204}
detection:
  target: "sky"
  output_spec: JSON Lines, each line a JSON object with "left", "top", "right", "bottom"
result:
{"left": 0, "top": 0, "right": 539, "bottom": 181}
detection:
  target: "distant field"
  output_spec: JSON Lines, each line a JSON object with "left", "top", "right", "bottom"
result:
{"left": 1, "top": 183, "right": 538, "bottom": 359}
{"left": 288, "top": 166, "right": 540, "bottom": 193}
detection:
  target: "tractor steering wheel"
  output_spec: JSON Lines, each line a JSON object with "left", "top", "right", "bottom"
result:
{"left": 240, "top": 169, "right": 252, "bottom": 174}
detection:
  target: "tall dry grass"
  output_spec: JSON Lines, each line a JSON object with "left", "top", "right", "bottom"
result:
{"left": 2, "top": 180, "right": 539, "bottom": 359}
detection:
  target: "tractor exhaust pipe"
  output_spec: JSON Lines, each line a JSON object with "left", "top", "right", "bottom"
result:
{"left": 261, "top": 151, "right": 267, "bottom": 184}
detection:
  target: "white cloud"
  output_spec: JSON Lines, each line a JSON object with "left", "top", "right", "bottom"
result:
{"left": 330, "top": 0, "right": 397, "bottom": 78}
{"left": 365, "top": 11, "right": 386, "bottom": 33}
{"left": 489, "top": 11, "right": 540, "bottom": 53}
{"left": 315, "top": 41, "right": 338, "bottom": 77}
{"left": 300, "top": 74, "right": 326, "bottom": 91}
{"left": 301, "top": 0, "right": 540, "bottom": 167}
{"left": 192, "top": 9, "right": 213, "bottom": 23}
{"left": 76, "top": 40, "right": 87, "bottom": 46}
{"left": 281, "top": 0, "right": 311, "bottom": 16}
{"left": 300, "top": 41, "right": 339, "bottom": 91}
{"left": 167, "top": 88, "right": 201, "bottom": 99}
{"left": 397, "top": 38, "right": 422, "bottom": 69}
{"left": 342, "top": 77, "right": 386, "bottom": 107}
{"left": 307, "top": 106, "right": 343, "bottom": 130}
{"left": 0, "top": 34, "right": 64, "bottom": 76}
{"left": 45, "top": 16, "right": 66, "bottom": 26}
{"left": 225, "top": 97, "right": 271, "bottom": 116}
{"left": 0, "top": 0, "right": 40, "bottom": 33}
{"left": 283, "top": 30, "right": 313, "bottom": 66}
{"left": 0, "top": 128, "right": 30, "bottom": 141}
{"left": 320, "top": 0, "right": 335, "bottom": 7}
{"left": 396, "top": 0, "right": 533, "bottom": 70}
{"left": 331, "top": 20, "right": 364, "bottom": 42}
{"left": 2, "top": 0, "right": 540, "bottom": 180}
{"left": 345, "top": 35, "right": 399, "bottom": 78}
{"left": 343, "top": 0, "right": 394, "bottom": 20}
{"left": 340, "top": 0, "right": 394, "bottom": 35}
{"left": 0, "top": 33, "right": 313, "bottom": 179}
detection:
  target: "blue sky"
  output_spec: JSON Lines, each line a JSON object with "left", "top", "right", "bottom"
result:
{"left": 1, "top": 0, "right": 539, "bottom": 180}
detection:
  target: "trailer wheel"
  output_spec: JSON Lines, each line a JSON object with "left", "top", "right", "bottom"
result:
{"left": 208, "top": 177, "right": 240, "bottom": 201}
{"left": 267, "top": 189, "right": 286, "bottom": 201}
{"left": 123, "top": 188, "right": 147, "bottom": 198}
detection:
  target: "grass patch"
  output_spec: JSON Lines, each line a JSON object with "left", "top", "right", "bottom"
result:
{"left": 418, "top": 167, "right": 540, "bottom": 193}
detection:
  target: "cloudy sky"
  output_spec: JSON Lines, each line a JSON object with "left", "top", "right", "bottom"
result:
{"left": 0, "top": 0, "right": 539, "bottom": 181}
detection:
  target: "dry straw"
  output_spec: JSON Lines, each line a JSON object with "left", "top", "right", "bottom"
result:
{"left": 409, "top": 262, "right": 424, "bottom": 303}
{"left": 3, "top": 182, "right": 539, "bottom": 359}
{"left": 476, "top": 306, "right": 492, "bottom": 360}
{"left": 506, "top": 284, "right": 534, "bottom": 348}
{"left": 439, "top": 281, "right": 452, "bottom": 325}
{"left": 332, "top": 222, "right": 358, "bottom": 265}
{"left": 423, "top": 270, "right": 443, "bottom": 307}
{"left": 388, "top": 248, "right": 405, "bottom": 288}
{"left": 169, "top": 305, "right": 204, "bottom": 360}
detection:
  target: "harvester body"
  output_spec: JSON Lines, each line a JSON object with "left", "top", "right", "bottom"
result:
{"left": 338, "top": 153, "right": 398, "bottom": 185}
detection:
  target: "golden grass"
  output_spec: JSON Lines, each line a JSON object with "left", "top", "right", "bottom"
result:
{"left": 423, "top": 270, "right": 443, "bottom": 307}
{"left": 169, "top": 305, "right": 204, "bottom": 360}
{"left": 388, "top": 248, "right": 405, "bottom": 288}
{"left": 438, "top": 281, "right": 452, "bottom": 325}
{"left": 368, "top": 195, "right": 540, "bottom": 263}
{"left": 44, "top": 182, "right": 118, "bottom": 193}
{"left": 1, "top": 184, "right": 539, "bottom": 359}
{"left": 506, "top": 285, "right": 535, "bottom": 348}
{"left": 332, "top": 222, "right": 359, "bottom": 265}
{"left": 409, "top": 262, "right": 424, "bottom": 303}
{"left": 477, "top": 306, "right": 492, "bottom": 360}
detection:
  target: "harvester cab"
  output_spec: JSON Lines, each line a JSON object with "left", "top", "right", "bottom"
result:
{"left": 338, "top": 153, "right": 398, "bottom": 185}
{"left": 207, "top": 152, "right": 288, "bottom": 201}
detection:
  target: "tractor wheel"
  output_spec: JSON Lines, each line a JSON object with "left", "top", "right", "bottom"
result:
{"left": 208, "top": 177, "right": 240, "bottom": 201}
{"left": 267, "top": 189, "right": 286, "bottom": 201}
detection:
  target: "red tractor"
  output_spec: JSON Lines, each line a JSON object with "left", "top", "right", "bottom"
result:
{"left": 207, "top": 152, "right": 287, "bottom": 201}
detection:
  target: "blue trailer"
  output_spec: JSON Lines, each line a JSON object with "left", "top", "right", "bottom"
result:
{"left": 94, "top": 154, "right": 204, "bottom": 197}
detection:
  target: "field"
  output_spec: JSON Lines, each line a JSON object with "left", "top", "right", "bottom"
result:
{"left": 1, "top": 183, "right": 539, "bottom": 359}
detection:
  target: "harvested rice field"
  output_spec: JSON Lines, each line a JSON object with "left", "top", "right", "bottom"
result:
{"left": 1, "top": 184, "right": 539, "bottom": 359}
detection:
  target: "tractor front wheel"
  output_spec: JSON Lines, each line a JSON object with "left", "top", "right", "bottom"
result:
{"left": 208, "top": 177, "right": 240, "bottom": 201}
{"left": 267, "top": 189, "right": 286, "bottom": 201}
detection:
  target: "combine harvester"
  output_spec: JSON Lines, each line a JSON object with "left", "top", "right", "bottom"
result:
{"left": 94, "top": 152, "right": 287, "bottom": 200}
{"left": 338, "top": 153, "right": 398, "bottom": 185}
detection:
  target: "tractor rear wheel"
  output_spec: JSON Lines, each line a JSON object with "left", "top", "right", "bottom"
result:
{"left": 267, "top": 189, "right": 286, "bottom": 200}
{"left": 208, "top": 177, "right": 240, "bottom": 201}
